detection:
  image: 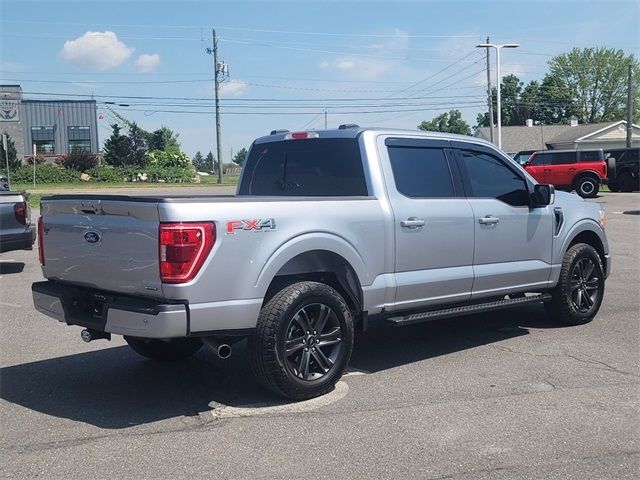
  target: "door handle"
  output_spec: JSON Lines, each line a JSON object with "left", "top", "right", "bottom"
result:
{"left": 478, "top": 215, "right": 500, "bottom": 225}
{"left": 544, "top": 168, "right": 552, "bottom": 172}
{"left": 568, "top": 168, "right": 576, "bottom": 171}
{"left": 401, "top": 217, "right": 425, "bottom": 229}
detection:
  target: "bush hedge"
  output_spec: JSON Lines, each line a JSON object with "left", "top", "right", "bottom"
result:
{"left": 6, "top": 163, "right": 197, "bottom": 184}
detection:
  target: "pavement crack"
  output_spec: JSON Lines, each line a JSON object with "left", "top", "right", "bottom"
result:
{"left": 487, "top": 344, "right": 640, "bottom": 378}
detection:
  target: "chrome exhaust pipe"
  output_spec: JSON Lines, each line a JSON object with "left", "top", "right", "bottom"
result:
{"left": 80, "top": 329, "right": 111, "bottom": 342}
{"left": 203, "top": 337, "right": 232, "bottom": 359}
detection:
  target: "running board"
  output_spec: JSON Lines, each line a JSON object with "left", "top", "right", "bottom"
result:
{"left": 386, "top": 294, "right": 552, "bottom": 327}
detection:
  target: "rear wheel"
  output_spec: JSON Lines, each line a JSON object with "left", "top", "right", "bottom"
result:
{"left": 574, "top": 175, "right": 599, "bottom": 198}
{"left": 249, "top": 281, "right": 354, "bottom": 400}
{"left": 545, "top": 243, "right": 605, "bottom": 325}
{"left": 125, "top": 336, "right": 202, "bottom": 361}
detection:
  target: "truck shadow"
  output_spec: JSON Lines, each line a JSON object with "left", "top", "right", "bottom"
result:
{"left": 0, "top": 304, "right": 562, "bottom": 429}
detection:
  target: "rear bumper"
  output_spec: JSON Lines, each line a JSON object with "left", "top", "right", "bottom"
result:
{"left": 32, "top": 281, "right": 259, "bottom": 338}
{"left": 32, "top": 281, "right": 188, "bottom": 338}
{"left": 0, "top": 226, "right": 35, "bottom": 253}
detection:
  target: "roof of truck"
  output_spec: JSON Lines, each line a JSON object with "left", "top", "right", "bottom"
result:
{"left": 254, "top": 127, "right": 497, "bottom": 148}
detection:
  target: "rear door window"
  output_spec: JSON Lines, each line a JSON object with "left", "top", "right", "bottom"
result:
{"left": 238, "top": 138, "right": 368, "bottom": 196}
{"left": 387, "top": 146, "right": 455, "bottom": 198}
{"left": 549, "top": 152, "right": 577, "bottom": 165}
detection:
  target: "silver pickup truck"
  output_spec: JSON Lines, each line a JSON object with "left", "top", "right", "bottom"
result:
{"left": 0, "top": 189, "right": 35, "bottom": 253}
{"left": 32, "top": 127, "right": 610, "bottom": 400}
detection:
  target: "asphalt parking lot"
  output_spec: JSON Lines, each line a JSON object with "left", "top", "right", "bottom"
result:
{"left": 1, "top": 191, "right": 638, "bottom": 479}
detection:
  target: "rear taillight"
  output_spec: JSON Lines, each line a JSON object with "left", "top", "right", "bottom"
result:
{"left": 14, "top": 202, "right": 27, "bottom": 225}
{"left": 38, "top": 216, "right": 45, "bottom": 266}
{"left": 159, "top": 222, "right": 215, "bottom": 284}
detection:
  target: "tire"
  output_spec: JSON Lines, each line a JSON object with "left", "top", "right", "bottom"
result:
{"left": 607, "top": 182, "right": 620, "bottom": 192}
{"left": 545, "top": 243, "right": 605, "bottom": 326}
{"left": 249, "top": 281, "right": 354, "bottom": 400}
{"left": 618, "top": 172, "right": 637, "bottom": 193}
{"left": 574, "top": 175, "right": 599, "bottom": 198}
{"left": 125, "top": 336, "right": 202, "bottom": 361}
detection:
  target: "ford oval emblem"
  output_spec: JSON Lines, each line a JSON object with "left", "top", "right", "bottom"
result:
{"left": 84, "top": 231, "right": 101, "bottom": 244}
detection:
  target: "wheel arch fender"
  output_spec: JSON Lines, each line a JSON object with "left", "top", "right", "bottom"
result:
{"left": 558, "top": 220, "right": 608, "bottom": 268}
{"left": 254, "top": 233, "right": 369, "bottom": 302}
{"left": 573, "top": 170, "right": 602, "bottom": 185}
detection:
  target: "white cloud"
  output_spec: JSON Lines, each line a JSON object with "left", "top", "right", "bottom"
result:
{"left": 135, "top": 53, "right": 160, "bottom": 73}
{"left": 335, "top": 60, "right": 356, "bottom": 71}
{"left": 60, "top": 31, "right": 134, "bottom": 71}
{"left": 220, "top": 79, "right": 248, "bottom": 97}
{"left": 317, "top": 29, "right": 410, "bottom": 81}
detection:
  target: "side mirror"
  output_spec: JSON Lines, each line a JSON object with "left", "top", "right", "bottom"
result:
{"left": 532, "top": 184, "right": 554, "bottom": 207}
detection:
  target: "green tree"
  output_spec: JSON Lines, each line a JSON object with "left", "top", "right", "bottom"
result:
{"left": 148, "top": 126, "right": 180, "bottom": 153}
{"left": 232, "top": 148, "right": 248, "bottom": 166}
{"left": 0, "top": 132, "right": 20, "bottom": 170}
{"left": 547, "top": 47, "right": 640, "bottom": 124}
{"left": 192, "top": 151, "right": 206, "bottom": 171}
{"left": 205, "top": 151, "right": 216, "bottom": 173}
{"left": 102, "top": 124, "right": 132, "bottom": 167}
{"left": 418, "top": 109, "right": 471, "bottom": 135}
{"left": 127, "top": 122, "right": 148, "bottom": 166}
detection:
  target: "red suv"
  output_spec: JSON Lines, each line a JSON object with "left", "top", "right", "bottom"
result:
{"left": 524, "top": 149, "right": 607, "bottom": 198}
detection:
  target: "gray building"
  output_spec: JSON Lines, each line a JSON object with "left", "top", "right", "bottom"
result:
{"left": 475, "top": 118, "right": 640, "bottom": 156}
{"left": 0, "top": 85, "right": 99, "bottom": 162}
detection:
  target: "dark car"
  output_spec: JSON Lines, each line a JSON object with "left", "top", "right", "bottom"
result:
{"left": 605, "top": 147, "right": 639, "bottom": 192}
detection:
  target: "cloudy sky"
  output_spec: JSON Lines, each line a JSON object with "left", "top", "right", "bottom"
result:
{"left": 1, "top": 0, "right": 638, "bottom": 160}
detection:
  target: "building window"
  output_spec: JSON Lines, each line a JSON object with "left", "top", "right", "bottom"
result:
{"left": 68, "top": 126, "right": 91, "bottom": 152}
{"left": 31, "top": 126, "right": 55, "bottom": 154}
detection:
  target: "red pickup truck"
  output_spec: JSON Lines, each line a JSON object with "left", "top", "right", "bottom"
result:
{"left": 524, "top": 149, "right": 607, "bottom": 198}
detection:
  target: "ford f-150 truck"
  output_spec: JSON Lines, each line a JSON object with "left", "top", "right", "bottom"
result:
{"left": 32, "top": 127, "right": 610, "bottom": 400}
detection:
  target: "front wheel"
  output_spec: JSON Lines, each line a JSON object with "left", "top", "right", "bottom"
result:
{"left": 249, "top": 281, "right": 354, "bottom": 400}
{"left": 545, "top": 243, "right": 605, "bottom": 325}
{"left": 575, "top": 176, "right": 599, "bottom": 198}
{"left": 125, "top": 336, "right": 202, "bottom": 361}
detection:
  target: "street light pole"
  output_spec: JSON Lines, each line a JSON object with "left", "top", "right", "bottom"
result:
{"left": 476, "top": 42, "right": 519, "bottom": 150}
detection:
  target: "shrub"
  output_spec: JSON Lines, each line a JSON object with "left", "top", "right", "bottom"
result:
{"left": 86, "top": 165, "right": 127, "bottom": 182}
{"left": 24, "top": 154, "right": 47, "bottom": 165}
{"left": 55, "top": 151, "right": 99, "bottom": 172}
{"left": 11, "top": 164, "right": 80, "bottom": 184}
{"left": 146, "top": 150, "right": 191, "bottom": 168}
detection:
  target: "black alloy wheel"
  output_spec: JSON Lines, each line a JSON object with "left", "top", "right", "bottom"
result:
{"left": 283, "top": 303, "right": 343, "bottom": 381}
{"left": 569, "top": 257, "right": 601, "bottom": 315}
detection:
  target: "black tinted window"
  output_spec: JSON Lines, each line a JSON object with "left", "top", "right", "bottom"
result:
{"left": 549, "top": 152, "right": 577, "bottom": 165}
{"left": 461, "top": 151, "right": 529, "bottom": 206}
{"left": 238, "top": 138, "right": 367, "bottom": 196}
{"left": 529, "top": 153, "right": 548, "bottom": 166}
{"left": 579, "top": 150, "right": 602, "bottom": 162}
{"left": 388, "top": 147, "right": 455, "bottom": 198}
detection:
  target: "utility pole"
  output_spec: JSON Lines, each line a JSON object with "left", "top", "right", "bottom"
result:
{"left": 211, "top": 29, "right": 223, "bottom": 184}
{"left": 485, "top": 36, "right": 495, "bottom": 144}
{"left": 324, "top": 109, "right": 328, "bottom": 129}
{"left": 627, "top": 64, "right": 633, "bottom": 148}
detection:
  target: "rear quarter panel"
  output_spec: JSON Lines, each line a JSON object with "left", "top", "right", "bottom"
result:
{"left": 158, "top": 198, "right": 389, "bottom": 307}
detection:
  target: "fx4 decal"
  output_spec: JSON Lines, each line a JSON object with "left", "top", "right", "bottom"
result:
{"left": 226, "top": 218, "right": 276, "bottom": 234}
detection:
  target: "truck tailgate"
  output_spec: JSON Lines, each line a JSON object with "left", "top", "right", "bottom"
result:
{"left": 40, "top": 197, "right": 163, "bottom": 297}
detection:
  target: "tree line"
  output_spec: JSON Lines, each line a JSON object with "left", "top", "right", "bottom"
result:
{"left": 419, "top": 47, "right": 639, "bottom": 135}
